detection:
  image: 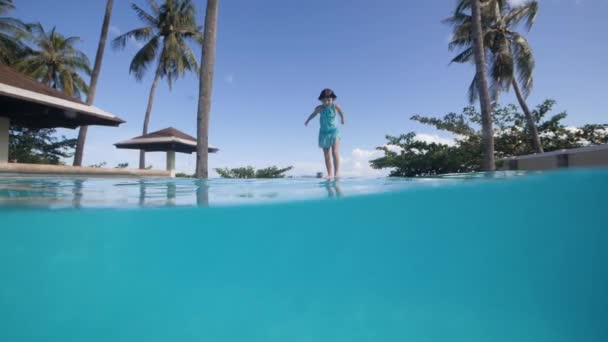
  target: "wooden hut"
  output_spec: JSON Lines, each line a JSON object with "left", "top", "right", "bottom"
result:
{"left": 115, "top": 127, "right": 218, "bottom": 177}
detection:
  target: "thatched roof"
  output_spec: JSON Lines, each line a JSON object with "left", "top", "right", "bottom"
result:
{"left": 115, "top": 127, "right": 219, "bottom": 153}
{"left": 0, "top": 65, "right": 124, "bottom": 128}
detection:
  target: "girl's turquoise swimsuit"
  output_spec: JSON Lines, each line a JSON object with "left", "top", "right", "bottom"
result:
{"left": 319, "top": 104, "right": 340, "bottom": 148}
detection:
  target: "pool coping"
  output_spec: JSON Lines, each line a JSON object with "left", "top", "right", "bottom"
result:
{"left": 0, "top": 162, "right": 171, "bottom": 178}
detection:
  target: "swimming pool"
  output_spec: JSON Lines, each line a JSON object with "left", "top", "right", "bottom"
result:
{"left": 0, "top": 172, "right": 525, "bottom": 208}
{"left": 1, "top": 169, "right": 607, "bottom": 341}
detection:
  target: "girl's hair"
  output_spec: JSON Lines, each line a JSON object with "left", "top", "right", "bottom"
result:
{"left": 318, "top": 88, "right": 337, "bottom": 100}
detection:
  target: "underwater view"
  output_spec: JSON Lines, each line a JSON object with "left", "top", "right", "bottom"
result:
{"left": 1, "top": 170, "right": 607, "bottom": 342}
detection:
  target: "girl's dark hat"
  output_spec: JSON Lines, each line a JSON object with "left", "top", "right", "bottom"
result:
{"left": 318, "top": 88, "right": 337, "bottom": 100}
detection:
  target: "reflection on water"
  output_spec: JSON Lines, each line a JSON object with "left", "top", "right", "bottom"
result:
{"left": 138, "top": 180, "right": 146, "bottom": 207}
{"left": 72, "top": 179, "right": 84, "bottom": 208}
{"left": 0, "top": 172, "right": 527, "bottom": 209}
{"left": 324, "top": 180, "right": 342, "bottom": 198}
{"left": 196, "top": 180, "right": 209, "bottom": 208}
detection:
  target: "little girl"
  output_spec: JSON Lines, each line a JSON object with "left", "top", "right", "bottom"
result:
{"left": 305, "top": 88, "right": 345, "bottom": 179}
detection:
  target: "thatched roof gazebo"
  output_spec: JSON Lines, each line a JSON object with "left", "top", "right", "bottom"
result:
{"left": 114, "top": 127, "right": 218, "bottom": 177}
{"left": 0, "top": 65, "right": 125, "bottom": 164}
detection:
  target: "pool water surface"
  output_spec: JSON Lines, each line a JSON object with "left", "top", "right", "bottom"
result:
{"left": 1, "top": 169, "right": 606, "bottom": 342}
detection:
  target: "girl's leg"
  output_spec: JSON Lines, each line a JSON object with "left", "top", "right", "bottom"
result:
{"left": 332, "top": 139, "right": 340, "bottom": 178}
{"left": 323, "top": 148, "right": 333, "bottom": 179}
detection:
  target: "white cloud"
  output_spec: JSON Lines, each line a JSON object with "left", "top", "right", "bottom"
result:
{"left": 414, "top": 133, "right": 456, "bottom": 146}
{"left": 291, "top": 148, "right": 389, "bottom": 178}
{"left": 565, "top": 126, "right": 581, "bottom": 133}
{"left": 342, "top": 148, "right": 388, "bottom": 177}
{"left": 384, "top": 144, "right": 403, "bottom": 153}
{"left": 508, "top": 0, "right": 529, "bottom": 6}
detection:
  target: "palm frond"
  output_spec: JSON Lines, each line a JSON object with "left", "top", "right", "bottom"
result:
{"left": 55, "top": 67, "right": 88, "bottom": 100}
{"left": 131, "top": 3, "right": 159, "bottom": 27}
{"left": 489, "top": 78, "right": 501, "bottom": 103}
{"left": 129, "top": 35, "right": 160, "bottom": 81}
{"left": 176, "top": 35, "right": 199, "bottom": 72}
{"left": 0, "top": 14, "right": 28, "bottom": 64}
{"left": 21, "top": 22, "right": 45, "bottom": 45}
{"left": 71, "top": 72, "right": 89, "bottom": 95}
{"left": 442, "top": 11, "right": 470, "bottom": 26}
{"left": 450, "top": 47, "right": 474, "bottom": 64}
{"left": 0, "top": 0, "right": 15, "bottom": 14}
{"left": 467, "top": 74, "right": 479, "bottom": 105}
{"left": 59, "top": 35, "right": 82, "bottom": 48}
{"left": 448, "top": 35, "right": 473, "bottom": 52}
{"left": 455, "top": 0, "right": 470, "bottom": 15}
{"left": 158, "top": 33, "right": 179, "bottom": 89}
{"left": 58, "top": 67, "right": 75, "bottom": 97}
{"left": 490, "top": 46, "right": 514, "bottom": 92}
{"left": 448, "top": 0, "right": 537, "bottom": 103}
{"left": 13, "top": 54, "right": 46, "bottom": 77}
{"left": 58, "top": 55, "right": 92, "bottom": 76}
{"left": 112, "top": 26, "right": 154, "bottom": 49}
{"left": 0, "top": 16, "right": 26, "bottom": 31}
{"left": 14, "top": 23, "right": 91, "bottom": 95}
{"left": 120, "top": 0, "right": 202, "bottom": 86}
{"left": 505, "top": 0, "right": 538, "bottom": 31}
{"left": 510, "top": 32, "right": 535, "bottom": 97}
{"left": 146, "top": 0, "right": 161, "bottom": 15}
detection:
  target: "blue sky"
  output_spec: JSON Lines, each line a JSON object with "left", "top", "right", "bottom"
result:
{"left": 12, "top": 0, "right": 608, "bottom": 176}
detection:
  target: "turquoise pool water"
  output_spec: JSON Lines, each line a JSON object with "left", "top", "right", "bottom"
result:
{"left": 0, "top": 172, "right": 524, "bottom": 208}
{"left": 1, "top": 170, "right": 607, "bottom": 341}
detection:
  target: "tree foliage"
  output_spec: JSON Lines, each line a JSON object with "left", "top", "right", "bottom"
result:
{"left": 8, "top": 126, "right": 76, "bottom": 164}
{"left": 371, "top": 133, "right": 480, "bottom": 177}
{"left": 371, "top": 100, "right": 608, "bottom": 177}
{"left": 113, "top": 0, "right": 202, "bottom": 88}
{"left": 215, "top": 166, "right": 293, "bottom": 179}
{"left": 446, "top": 0, "right": 538, "bottom": 101}
{"left": 446, "top": 0, "right": 544, "bottom": 154}
{"left": 15, "top": 23, "right": 91, "bottom": 99}
{"left": 0, "top": 0, "right": 28, "bottom": 65}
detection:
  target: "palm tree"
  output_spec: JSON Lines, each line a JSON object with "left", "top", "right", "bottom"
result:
{"left": 0, "top": 0, "right": 13, "bottom": 11}
{"left": 446, "top": 0, "right": 543, "bottom": 153}
{"left": 469, "top": 0, "right": 495, "bottom": 170}
{"left": 195, "top": 0, "right": 218, "bottom": 178}
{"left": 73, "top": 0, "right": 115, "bottom": 167}
{"left": 15, "top": 24, "right": 91, "bottom": 98}
{"left": 0, "top": 0, "right": 28, "bottom": 65}
{"left": 113, "top": 0, "right": 202, "bottom": 169}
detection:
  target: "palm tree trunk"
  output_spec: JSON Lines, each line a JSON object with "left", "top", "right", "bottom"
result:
{"left": 470, "top": 0, "right": 495, "bottom": 171}
{"left": 512, "top": 79, "right": 543, "bottom": 153}
{"left": 195, "top": 0, "right": 219, "bottom": 179}
{"left": 139, "top": 69, "right": 162, "bottom": 169}
{"left": 73, "top": 0, "right": 114, "bottom": 166}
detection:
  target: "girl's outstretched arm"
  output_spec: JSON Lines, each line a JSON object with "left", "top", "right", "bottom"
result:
{"left": 305, "top": 106, "right": 322, "bottom": 126}
{"left": 335, "top": 104, "right": 345, "bottom": 124}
